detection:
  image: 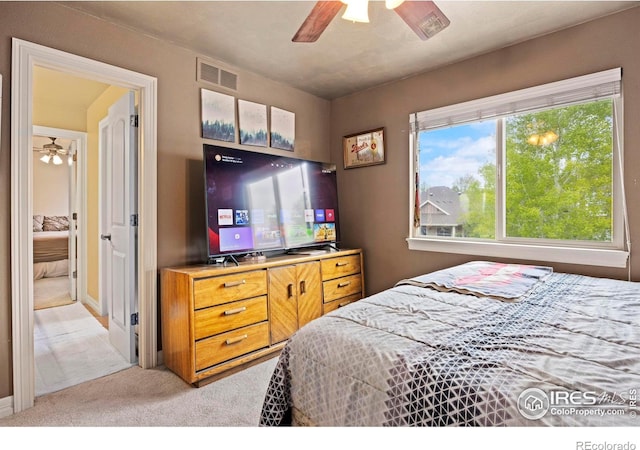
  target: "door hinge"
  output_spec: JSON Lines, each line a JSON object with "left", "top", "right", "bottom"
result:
{"left": 72, "top": 271, "right": 77, "bottom": 279}
{"left": 72, "top": 212, "right": 78, "bottom": 220}
{"left": 131, "top": 312, "right": 139, "bottom": 326}
{"left": 130, "top": 214, "right": 138, "bottom": 227}
{"left": 130, "top": 114, "right": 139, "bottom": 128}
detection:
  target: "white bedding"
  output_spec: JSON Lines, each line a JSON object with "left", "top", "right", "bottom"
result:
{"left": 33, "top": 259, "right": 69, "bottom": 280}
{"left": 34, "top": 230, "right": 69, "bottom": 239}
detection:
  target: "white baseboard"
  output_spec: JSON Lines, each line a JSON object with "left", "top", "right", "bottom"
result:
{"left": 83, "top": 294, "right": 100, "bottom": 315}
{"left": 0, "top": 395, "right": 14, "bottom": 418}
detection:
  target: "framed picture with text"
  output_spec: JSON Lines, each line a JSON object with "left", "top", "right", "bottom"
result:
{"left": 343, "top": 127, "right": 385, "bottom": 169}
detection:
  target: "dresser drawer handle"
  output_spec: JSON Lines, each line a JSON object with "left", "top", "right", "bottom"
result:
{"left": 224, "top": 280, "right": 246, "bottom": 288}
{"left": 223, "top": 306, "right": 247, "bottom": 316}
{"left": 337, "top": 281, "right": 351, "bottom": 288}
{"left": 335, "top": 262, "right": 349, "bottom": 267}
{"left": 225, "top": 334, "right": 248, "bottom": 345}
{"left": 338, "top": 301, "right": 351, "bottom": 308}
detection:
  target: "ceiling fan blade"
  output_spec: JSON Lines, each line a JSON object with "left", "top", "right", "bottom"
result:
{"left": 394, "top": 1, "right": 450, "bottom": 40}
{"left": 292, "top": 1, "right": 344, "bottom": 43}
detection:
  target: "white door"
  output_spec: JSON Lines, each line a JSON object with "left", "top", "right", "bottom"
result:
{"left": 103, "top": 91, "right": 138, "bottom": 363}
{"left": 68, "top": 140, "right": 77, "bottom": 301}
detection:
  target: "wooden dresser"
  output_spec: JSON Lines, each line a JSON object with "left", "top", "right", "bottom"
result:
{"left": 161, "top": 248, "right": 364, "bottom": 386}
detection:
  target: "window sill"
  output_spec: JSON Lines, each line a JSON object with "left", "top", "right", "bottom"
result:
{"left": 406, "top": 237, "right": 629, "bottom": 268}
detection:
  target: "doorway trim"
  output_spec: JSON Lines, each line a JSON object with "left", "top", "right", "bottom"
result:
{"left": 11, "top": 38, "right": 158, "bottom": 413}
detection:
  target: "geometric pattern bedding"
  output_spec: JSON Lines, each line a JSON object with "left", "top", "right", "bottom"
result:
{"left": 260, "top": 268, "right": 640, "bottom": 426}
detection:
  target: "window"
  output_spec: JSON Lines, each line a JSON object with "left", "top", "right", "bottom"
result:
{"left": 408, "top": 69, "right": 628, "bottom": 268}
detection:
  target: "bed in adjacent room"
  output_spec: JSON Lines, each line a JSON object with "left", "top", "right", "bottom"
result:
{"left": 33, "top": 215, "right": 70, "bottom": 280}
{"left": 260, "top": 261, "right": 640, "bottom": 426}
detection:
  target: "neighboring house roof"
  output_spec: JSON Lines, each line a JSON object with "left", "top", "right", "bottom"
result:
{"left": 420, "top": 186, "right": 464, "bottom": 227}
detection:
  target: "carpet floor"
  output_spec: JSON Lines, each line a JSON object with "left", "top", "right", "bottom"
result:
{"left": 34, "top": 276, "right": 74, "bottom": 310}
{"left": 34, "top": 302, "right": 133, "bottom": 396}
{"left": 0, "top": 357, "right": 278, "bottom": 427}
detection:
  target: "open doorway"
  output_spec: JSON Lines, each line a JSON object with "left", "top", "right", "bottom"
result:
{"left": 11, "top": 38, "right": 158, "bottom": 413}
{"left": 32, "top": 131, "right": 77, "bottom": 311}
{"left": 31, "top": 123, "right": 134, "bottom": 396}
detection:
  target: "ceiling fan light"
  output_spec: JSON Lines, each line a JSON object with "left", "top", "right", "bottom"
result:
{"left": 385, "top": 0, "right": 405, "bottom": 9}
{"left": 52, "top": 154, "right": 63, "bottom": 165}
{"left": 40, "top": 154, "right": 51, "bottom": 164}
{"left": 342, "top": 0, "right": 369, "bottom": 23}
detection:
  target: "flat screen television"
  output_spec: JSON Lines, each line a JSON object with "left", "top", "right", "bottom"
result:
{"left": 203, "top": 144, "right": 340, "bottom": 263}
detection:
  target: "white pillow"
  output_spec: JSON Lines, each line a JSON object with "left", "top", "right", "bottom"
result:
{"left": 33, "top": 215, "right": 44, "bottom": 232}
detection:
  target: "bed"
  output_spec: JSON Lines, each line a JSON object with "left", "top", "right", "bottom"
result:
{"left": 260, "top": 261, "right": 640, "bottom": 426}
{"left": 33, "top": 215, "right": 70, "bottom": 280}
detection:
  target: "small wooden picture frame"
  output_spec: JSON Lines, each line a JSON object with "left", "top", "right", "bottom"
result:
{"left": 343, "top": 127, "right": 385, "bottom": 169}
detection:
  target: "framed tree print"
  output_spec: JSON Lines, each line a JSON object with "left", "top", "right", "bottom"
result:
{"left": 238, "top": 99, "right": 268, "bottom": 147}
{"left": 201, "top": 89, "right": 236, "bottom": 142}
{"left": 270, "top": 106, "right": 295, "bottom": 151}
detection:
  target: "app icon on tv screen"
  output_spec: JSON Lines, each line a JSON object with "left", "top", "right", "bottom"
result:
{"left": 304, "top": 209, "right": 315, "bottom": 223}
{"left": 219, "top": 227, "right": 254, "bottom": 252}
{"left": 314, "top": 223, "right": 336, "bottom": 242}
{"left": 218, "top": 209, "right": 233, "bottom": 226}
{"left": 235, "top": 210, "right": 249, "bottom": 225}
{"left": 325, "top": 209, "right": 335, "bottom": 222}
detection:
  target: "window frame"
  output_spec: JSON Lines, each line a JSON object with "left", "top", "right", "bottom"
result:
{"left": 407, "top": 69, "right": 628, "bottom": 268}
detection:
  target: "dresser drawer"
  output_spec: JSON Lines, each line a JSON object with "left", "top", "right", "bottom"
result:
{"left": 323, "top": 273, "right": 362, "bottom": 303}
{"left": 321, "top": 255, "right": 361, "bottom": 281}
{"left": 194, "top": 295, "right": 268, "bottom": 340}
{"left": 323, "top": 293, "right": 361, "bottom": 314}
{"left": 193, "top": 270, "right": 267, "bottom": 309}
{"left": 195, "top": 322, "right": 269, "bottom": 371}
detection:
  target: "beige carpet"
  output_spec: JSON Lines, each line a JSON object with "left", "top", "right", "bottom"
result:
{"left": 0, "top": 357, "right": 278, "bottom": 427}
{"left": 34, "top": 276, "right": 74, "bottom": 310}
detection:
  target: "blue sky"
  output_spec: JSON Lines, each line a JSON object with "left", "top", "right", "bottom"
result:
{"left": 418, "top": 120, "right": 497, "bottom": 189}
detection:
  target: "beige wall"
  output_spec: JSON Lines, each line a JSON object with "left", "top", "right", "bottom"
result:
{"left": 86, "top": 86, "right": 130, "bottom": 300}
{"left": 0, "top": 2, "right": 331, "bottom": 399}
{"left": 331, "top": 6, "right": 640, "bottom": 295}
{"left": 32, "top": 151, "right": 69, "bottom": 216}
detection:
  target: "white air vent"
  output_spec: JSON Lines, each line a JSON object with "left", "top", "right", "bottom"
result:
{"left": 197, "top": 57, "right": 238, "bottom": 91}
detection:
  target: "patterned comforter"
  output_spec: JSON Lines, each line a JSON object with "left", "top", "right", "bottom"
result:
{"left": 260, "top": 265, "right": 640, "bottom": 426}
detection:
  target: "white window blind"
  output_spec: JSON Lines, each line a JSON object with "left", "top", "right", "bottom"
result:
{"left": 412, "top": 68, "right": 621, "bottom": 131}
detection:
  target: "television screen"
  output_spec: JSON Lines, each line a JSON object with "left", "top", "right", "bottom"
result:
{"left": 204, "top": 144, "right": 340, "bottom": 261}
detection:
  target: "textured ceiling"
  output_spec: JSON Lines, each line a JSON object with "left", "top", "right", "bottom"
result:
{"left": 60, "top": 1, "right": 639, "bottom": 99}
